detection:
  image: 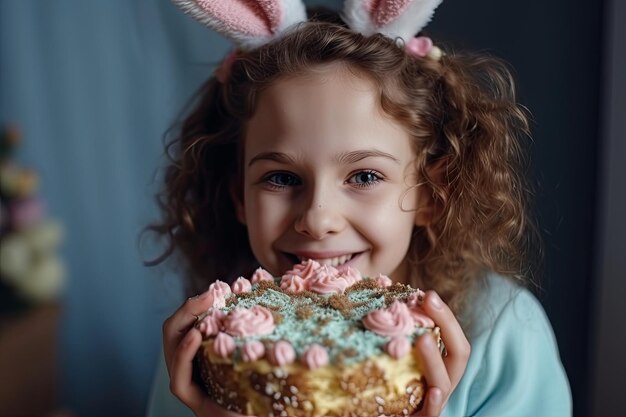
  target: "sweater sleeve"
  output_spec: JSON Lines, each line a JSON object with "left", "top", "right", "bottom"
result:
{"left": 443, "top": 276, "right": 572, "bottom": 417}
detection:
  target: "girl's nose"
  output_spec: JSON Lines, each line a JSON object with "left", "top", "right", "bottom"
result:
{"left": 294, "top": 194, "right": 347, "bottom": 240}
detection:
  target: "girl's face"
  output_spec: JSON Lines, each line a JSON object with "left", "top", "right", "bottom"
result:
{"left": 235, "top": 66, "right": 427, "bottom": 283}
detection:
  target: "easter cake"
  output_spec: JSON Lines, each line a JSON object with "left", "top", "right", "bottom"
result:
{"left": 194, "top": 260, "right": 440, "bottom": 417}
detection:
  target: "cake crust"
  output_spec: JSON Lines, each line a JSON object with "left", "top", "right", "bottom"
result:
{"left": 197, "top": 339, "right": 432, "bottom": 416}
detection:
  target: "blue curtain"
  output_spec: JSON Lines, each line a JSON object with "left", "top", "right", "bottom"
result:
{"left": 1, "top": 1, "right": 340, "bottom": 415}
{"left": 0, "top": 1, "right": 229, "bottom": 416}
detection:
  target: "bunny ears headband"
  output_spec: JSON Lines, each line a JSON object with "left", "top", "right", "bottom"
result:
{"left": 171, "top": 0, "right": 443, "bottom": 58}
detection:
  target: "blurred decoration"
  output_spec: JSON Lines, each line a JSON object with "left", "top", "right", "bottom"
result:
{"left": 0, "top": 124, "right": 66, "bottom": 310}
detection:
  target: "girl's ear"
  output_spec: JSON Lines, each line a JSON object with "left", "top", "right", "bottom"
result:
{"left": 414, "top": 158, "right": 447, "bottom": 227}
{"left": 230, "top": 177, "right": 247, "bottom": 225}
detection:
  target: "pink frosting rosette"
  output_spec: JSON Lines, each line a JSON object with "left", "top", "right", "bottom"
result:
{"left": 406, "top": 292, "right": 435, "bottom": 328}
{"left": 207, "top": 293, "right": 226, "bottom": 309}
{"left": 385, "top": 336, "right": 411, "bottom": 359}
{"left": 210, "top": 280, "right": 232, "bottom": 295}
{"left": 362, "top": 300, "right": 415, "bottom": 337}
{"left": 280, "top": 274, "right": 306, "bottom": 293}
{"left": 268, "top": 340, "right": 296, "bottom": 366}
{"left": 301, "top": 344, "right": 329, "bottom": 369}
{"left": 222, "top": 306, "right": 275, "bottom": 337}
{"left": 250, "top": 267, "right": 274, "bottom": 284}
{"left": 202, "top": 280, "right": 232, "bottom": 309}
{"left": 375, "top": 273, "right": 393, "bottom": 288}
{"left": 316, "top": 264, "right": 339, "bottom": 277}
{"left": 197, "top": 309, "right": 226, "bottom": 337}
{"left": 203, "top": 280, "right": 231, "bottom": 309}
{"left": 213, "top": 332, "right": 235, "bottom": 358}
{"left": 340, "top": 266, "right": 362, "bottom": 287}
{"left": 241, "top": 340, "right": 266, "bottom": 362}
{"left": 284, "top": 259, "right": 321, "bottom": 279}
{"left": 306, "top": 265, "right": 349, "bottom": 294}
{"left": 231, "top": 277, "right": 252, "bottom": 294}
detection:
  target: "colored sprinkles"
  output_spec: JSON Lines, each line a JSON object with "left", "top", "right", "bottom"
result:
{"left": 194, "top": 262, "right": 437, "bottom": 417}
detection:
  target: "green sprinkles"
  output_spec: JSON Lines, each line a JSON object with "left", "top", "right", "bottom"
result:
{"left": 220, "top": 277, "right": 422, "bottom": 365}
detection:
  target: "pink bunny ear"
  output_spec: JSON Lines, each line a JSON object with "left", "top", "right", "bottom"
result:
{"left": 171, "top": 0, "right": 307, "bottom": 49}
{"left": 343, "top": 0, "right": 443, "bottom": 41}
{"left": 367, "top": 0, "right": 414, "bottom": 27}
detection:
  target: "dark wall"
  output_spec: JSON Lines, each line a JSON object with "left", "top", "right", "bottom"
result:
{"left": 591, "top": 0, "right": 626, "bottom": 415}
{"left": 428, "top": 1, "right": 603, "bottom": 416}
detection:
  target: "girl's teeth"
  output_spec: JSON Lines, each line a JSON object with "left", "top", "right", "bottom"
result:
{"left": 299, "top": 254, "right": 353, "bottom": 267}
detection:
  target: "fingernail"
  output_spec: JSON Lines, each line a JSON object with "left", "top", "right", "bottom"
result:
{"left": 430, "top": 292, "right": 443, "bottom": 309}
{"left": 430, "top": 387, "right": 442, "bottom": 405}
{"left": 423, "top": 334, "right": 436, "bottom": 351}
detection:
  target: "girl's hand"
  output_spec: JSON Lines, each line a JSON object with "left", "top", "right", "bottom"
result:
{"left": 162, "top": 292, "right": 253, "bottom": 417}
{"left": 412, "top": 291, "right": 471, "bottom": 417}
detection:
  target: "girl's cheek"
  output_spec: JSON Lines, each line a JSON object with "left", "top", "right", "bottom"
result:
{"left": 251, "top": 193, "right": 297, "bottom": 229}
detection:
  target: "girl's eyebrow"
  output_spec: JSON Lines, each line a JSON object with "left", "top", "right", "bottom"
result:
{"left": 336, "top": 149, "right": 400, "bottom": 165}
{"left": 248, "top": 152, "right": 296, "bottom": 167}
{"left": 248, "top": 149, "right": 401, "bottom": 167}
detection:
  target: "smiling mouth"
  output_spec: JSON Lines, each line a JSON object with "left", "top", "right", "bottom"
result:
{"left": 285, "top": 252, "right": 360, "bottom": 268}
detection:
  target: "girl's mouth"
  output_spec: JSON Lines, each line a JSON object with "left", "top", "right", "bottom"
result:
{"left": 284, "top": 252, "right": 363, "bottom": 269}
{"left": 299, "top": 253, "right": 353, "bottom": 267}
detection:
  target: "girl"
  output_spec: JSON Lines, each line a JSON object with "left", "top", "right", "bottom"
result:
{"left": 147, "top": 1, "right": 571, "bottom": 416}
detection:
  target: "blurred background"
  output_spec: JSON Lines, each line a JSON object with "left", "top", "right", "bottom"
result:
{"left": 0, "top": 1, "right": 623, "bottom": 416}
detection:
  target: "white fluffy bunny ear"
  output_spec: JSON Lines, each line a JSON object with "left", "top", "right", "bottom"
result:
{"left": 171, "top": 0, "right": 307, "bottom": 50}
{"left": 343, "top": 0, "right": 443, "bottom": 41}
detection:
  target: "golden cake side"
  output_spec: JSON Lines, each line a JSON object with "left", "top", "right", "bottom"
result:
{"left": 196, "top": 334, "right": 439, "bottom": 417}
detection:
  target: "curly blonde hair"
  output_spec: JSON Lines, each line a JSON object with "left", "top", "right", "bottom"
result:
{"left": 147, "top": 16, "right": 540, "bottom": 315}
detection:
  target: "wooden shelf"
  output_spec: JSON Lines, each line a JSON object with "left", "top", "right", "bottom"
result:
{"left": 0, "top": 302, "right": 69, "bottom": 417}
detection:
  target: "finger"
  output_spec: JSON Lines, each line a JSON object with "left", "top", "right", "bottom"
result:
{"left": 413, "top": 387, "right": 444, "bottom": 417}
{"left": 164, "top": 290, "right": 215, "bottom": 338}
{"left": 169, "top": 329, "right": 252, "bottom": 417}
{"left": 415, "top": 333, "right": 451, "bottom": 396}
{"left": 421, "top": 291, "right": 471, "bottom": 386}
{"left": 169, "top": 327, "right": 207, "bottom": 411}
{"left": 163, "top": 290, "right": 216, "bottom": 363}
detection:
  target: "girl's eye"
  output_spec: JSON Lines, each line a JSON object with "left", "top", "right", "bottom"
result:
{"left": 347, "top": 170, "right": 382, "bottom": 188}
{"left": 264, "top": 172, "right": 301, "bottom": 188}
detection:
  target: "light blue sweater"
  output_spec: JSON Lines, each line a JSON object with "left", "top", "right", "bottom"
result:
{"left": 147, "top": 274, "right": 572, "bottom": 417}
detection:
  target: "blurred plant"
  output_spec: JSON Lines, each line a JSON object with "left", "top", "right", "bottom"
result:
{"left": 0, "top": 124, "right": 66, "bottom": 308}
